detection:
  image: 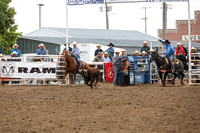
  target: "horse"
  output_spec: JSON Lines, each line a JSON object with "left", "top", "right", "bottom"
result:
{"left": 61, "top": 50, "right": 91, "bottom": 86}
{"left": 150, "top": 51, "right": 179, "bottom": 86}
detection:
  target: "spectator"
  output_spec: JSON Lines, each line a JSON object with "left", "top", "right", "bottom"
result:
{"left": 0, "top": 48, "right": 4, "bottom": 55}
{"left": 0, "top": 54, "right": 6, "bottom": 61}
{"left": 149, "top": 49, "right": 155, "bottom": 55}
{"left": 63, "top": 43, "right": 72, "bottom": 54}
{"left": 120, "top": 49, "right": 127, "bottom": 57}
{"left": 71, "top": 41, "right": 81, "bottom": 70}
{"left": 176, "top": 43, "right": 185, "bottom": 55}
{"left": 141, "top": 41, "right": 150, "bottom": 56}
{"left": 112, "top": 50, "right": 121, "bottom": 85}
{"left": 10, "top": 51, "right": 21, "bottom": 61}
{"left": 37, "top": 43, "right": 47, "bottom": 55}
{"left": 120, "top": 49, "right": 129, "bottom": 71}
{"left": 11, "top": 44, "right": 21, "bottom": 57}
{"left": 93, "top": 52, "right": 104, "bottom": 62}
{"left": 141, "top": 51, "right": 147, "bottom": 57}
{"left": 176, "top": 50, "right": 188, "bottom": 71}
{"left": 190, "top": 47, "right": 200, "bottom": 83}
{"left": 94, "top": 44, "right": 103, "bottom": 56}
{"left": 140, "top": 51, "right": 147, "bottom": 63}
{"left": 134, "top": 51, "right": 140, "bottom": 58}
{"left": 103, "top": 52, "right": 111, "bottom": 62}
{"left": 106, "top": 43, "right": 115, "bottom": 59}
{"left": 181, "top": 43, "right": 188, "bottom": 56}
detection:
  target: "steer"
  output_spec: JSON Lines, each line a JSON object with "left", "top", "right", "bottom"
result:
{"left": 80, "top": 68, "right": 100, "bottom": 89}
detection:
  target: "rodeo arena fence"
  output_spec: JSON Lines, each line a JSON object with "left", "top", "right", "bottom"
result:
{"left": 0, "top": 53, "right": 200, "bottom": 86}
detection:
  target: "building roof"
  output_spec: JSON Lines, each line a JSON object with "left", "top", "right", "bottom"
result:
{"left": 22, "top": 27, "right": 200, "bottom": 48}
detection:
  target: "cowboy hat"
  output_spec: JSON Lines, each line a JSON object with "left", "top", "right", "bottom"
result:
{"left": 164, "top": 40, "right": 170, "bottom": 44}
{"left": 108, "top": 43, "right": 114, "bottom": 47}
{"left": 150, "top": 49, "right": 155, "bottom": 52}
{"left": 143, "top": 41, "right": 148, "bottom": 44}
{"left": 11, "top": 51, "right": 17, "bottom": 55}
{"left": 142, "top": 51, "right": 147, "bottom": 54}
{"left": 191, "top": 47, "right": 197, "bottom": 51}
{"left": 39, "top": 43, "right": 44, "bottom": 47}
{"left": 12, "top": 44, "right": 19, "bottom": 48}
{"left": 0, "top": 54, "right": 3, "bottom": 56}
{"left": 176, "top": 42, "right": 181, "bottom": 45}
{"left": 103, "top": 52, "right": 108, "bottom": 55}
{"left": 121, "top": 49, "right": 126, "bottom": 52}
{"left": 115, "top": 50, "right": 120, "bottom": 53}
{"left": 134, "top": 51, "right": 140, "bottom": 54}
{"left": 96, "top": 44, "right": 101, "bottom": 47}
{"left": 72, "top": 41, "right": 77, "bottom": 45}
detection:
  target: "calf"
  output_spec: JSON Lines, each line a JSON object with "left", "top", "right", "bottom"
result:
{"left": 80, "top": 68, "right": 100, "bottom": 89}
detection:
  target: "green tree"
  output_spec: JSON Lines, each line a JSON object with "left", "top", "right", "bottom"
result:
{"left": 0, "top": 0, "right": 22, "bottom": 55}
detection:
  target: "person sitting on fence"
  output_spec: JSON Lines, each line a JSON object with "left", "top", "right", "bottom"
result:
{"left": 11, "top": 44, "right": 21, "bottom": 57}
{"left": 159, "top": 39, "right": 175, "bottom": 73}
{"left": 71, "top": 41, "right": 81, "bottom": 70}
{"left": 141, "top": 41, "right": 150, "bottom": 57}
{"left": 94, "top": 44, "right": 103, "bottom": 56}
{"left": 176, "top": 43, "right": 185, "bottom": 56}
{"left": 105, "top": 43, "right": 115, "bottom": 60}
{"left": 93, "top": 52, "right": 104, "bottom": 62}
{"left": 103, "top": 52, "right": 111, "bottom": 62}
{"left": 63, "top": 43, "right": 72, "bottom": 54}
{"left": 112, "top": 50, "right": 121, "bottom": 85}
{"left": 176, "top": 50, "right": 188, "bottom": 71}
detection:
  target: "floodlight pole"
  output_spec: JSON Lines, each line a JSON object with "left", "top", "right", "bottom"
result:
{"left": 66, "top": 0, "right": 69, "bottom": 50}
{"left": 141, "top": 7, "right": 151, "bottom": 34}
{"left": 37, "top": 4, "right": 44, "bottom": 29}
{"left": 105, "top": 0, "right": 109, "bottom": 29}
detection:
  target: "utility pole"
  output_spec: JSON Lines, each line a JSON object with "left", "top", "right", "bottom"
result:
{"left": 162, "top": 2, "right": 167, "bottom": 40}
{"left": 37, "top": 4, "right": 44, "bottom": 29}
{"left": 141, "top": 7, "right": 151, "bottom": 34}
{"left": 105, "top": 0, "right": 109, "bottom": 30}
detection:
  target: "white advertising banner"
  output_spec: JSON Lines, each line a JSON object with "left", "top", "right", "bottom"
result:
{"left": 148, "top": 0, "right": 187, "bottom": 2}
{"left": 1, "top": 62, "right": 56, "bottom": 79}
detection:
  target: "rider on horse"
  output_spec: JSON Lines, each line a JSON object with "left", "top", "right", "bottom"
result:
{"left": 71, "top": 41, "right": 81, "bottom": 70}
{"left": 159, "top": 39, "right": 175, "bottom": 72}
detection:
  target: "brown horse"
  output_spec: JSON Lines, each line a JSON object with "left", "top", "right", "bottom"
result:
{"left": 61, "top": 50, "right": 91, "bottom": 86}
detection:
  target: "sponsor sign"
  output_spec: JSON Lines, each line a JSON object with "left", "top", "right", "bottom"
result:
{"left": 182, "top": 35, "right": 200, "bottom": 41}
{"left": 104, "top": 62, "right": 114, "bottom": 83}
{"left": 107, "top": 0, "right": 147, "bottom": 3}
{"left": 1, "top": 62, "right": 56, "bottom": 79}
{"left": 68, "top": 0, "right": 104, "bottom": 5}
{"left": 148, "top": 0, "right": 187, "bottom": 2}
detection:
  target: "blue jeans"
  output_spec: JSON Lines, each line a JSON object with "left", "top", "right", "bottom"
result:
{"left": 113, "top": 65, "right": 117, "bottom": 84}
{"left": 168, "top": 54, "right": 175, "bottom": 69}
{"left": 75, "top": 56, "right": 81, "bottom": 69}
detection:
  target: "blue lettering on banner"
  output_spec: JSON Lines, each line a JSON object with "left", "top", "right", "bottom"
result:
{"left": 69, "top": 0, "right": 104, "bottom": 5}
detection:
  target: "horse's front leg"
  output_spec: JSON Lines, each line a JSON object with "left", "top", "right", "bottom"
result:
{"left": 73, "top": 72, "right": 76, "bottom": 86}
{"left": 158, "top": 72, "right": 164, "bottom": 86}
{"left": 172, "top": 72, "right": 178, "bottom": 85}
{"left": 61, "top": 70, "right": 68, "bottom": 86}
{"left": 180, "top": 72, "right": 185, "bottom": 85}
{"left": 163, "top": 72, "right": 169, "bottom": 86}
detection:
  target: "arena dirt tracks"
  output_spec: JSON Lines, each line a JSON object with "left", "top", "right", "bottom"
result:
{"left": 0, "top": 83, "right": 200, "bottom": 133}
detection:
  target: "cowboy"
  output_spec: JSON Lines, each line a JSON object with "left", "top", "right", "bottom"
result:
{"left": 141, "top": 41, "right": 150, "bottom": 56}
{"left": 94, "top": 44, "right": 103, "bottom": 56}
{"left": 141, "top": 51, "right": 147, "bottom": 57}
{"left": 176, "top": 50, "right": 188, "bottom": 71}
{"left": 103, "top": 52, "right": 111, "bottom": 62}
{"left": 93, "top": 52, "right": 104, "bottom": 62}
{"left": 106, "top": 43, "right": 115, "bottom": 58}
{"left": 11, "top": 44, "right": 21, "bottom": 57}
{"left": 71, "top": 41, "right": 81, "bottom": 70}
{"left": 120, "top": 49, "right": 129, "bottom": 70}
{"left": 134, "top": 51, "right": 140, "bottom": 58}
{"left": 112, "top": 50, "right": 121, "bottom": 85}
{"left": 176, "top": 43, "right": 185, "bottom": 55}
{"left": 63, "top": 43, "right": 72, "bottom": 54}
{"left": 150, "top": 49, "right": 155, "bottom": 55}
{"left": 181, "top": 43, "right": 188, "bottom": 56}
{"left": 159, "top": 39, "right": 175, "bottom": 72}
{"left": 37, "top": 43, "right": 47, "bottom": 55}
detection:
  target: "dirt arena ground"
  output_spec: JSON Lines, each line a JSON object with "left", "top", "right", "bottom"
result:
{"left": 0, "top": 82, "right": 200, "bottom": 133}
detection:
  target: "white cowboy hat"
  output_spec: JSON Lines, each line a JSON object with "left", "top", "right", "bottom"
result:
{"left": 39, "top": 43, "right": 44, "bottom": 47}
{"left": 176, "top": 42, "right": 181, "bottom": 45}
{"left": 143, "top": 41, "right": 148, "bottom": 44}
{"left": 134, "top": 51, "right": 140, "bottom": 54}
{"left": 191, "top": 47, "right": 197, "bottom": 51}
{"left": 96, "top": 44, "right": 101, "bottom": 47}
{"left": 115, "top": 50, "right": 120, "bottom": 53}
{"left": 103, "top": 52, "right": 108, "bottom": 55}
{"left": 150, "top": 49, "right": 155, "bottom": 52}
{"left": 11, "top": 51, "right": 17, "bottom": 55}
{"left": 12, "top": 44, "right": 19, "bottom": 48}
{"left": 0, "top": 54, "right": 3, "bottom": 56}
{"left": 72, "top": 41, "right": 77, "bottom": 45}
{"left": 121, "top": 49, "right": 126, "bottom": 52}
{"left": 142, "top": 51, "right": 147, "bottom": 54}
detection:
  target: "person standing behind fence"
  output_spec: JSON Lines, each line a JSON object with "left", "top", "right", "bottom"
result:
{"left": 181, "top": 43, "right": 188, "bottom": 56}
{"left": 71, "top": 41, "right": 81, "bottom": 70}
{"left": 37, "top": 43, "right": 47, "bottom": 55}
{"left": 120, "top": 49, "right": 129, "bottom": 71}
{"left": 175, "top": 43, "right": 185, "bottom": 56}
{"left": 176, "top": 50, "right": 188, "bottom": 71}
{"left": 112, "top": 50, "right": 121, "bottom": 85}
{"left": 106, "top": 43, "right": 115, "bottom": 60}
{"left": 141, "top": 41, "right": 150, "bottom": 56}
{"left": 103, "top": 52, "right": 111, "bottom": 62}
{"left": 10, "top": 44, "right": 21, "bottom": 57}
{"left": 93, "top": 52, "right": 104, "bottom": 62}
{"left": 94, "top": 44, "right": 103, "bottom": 56}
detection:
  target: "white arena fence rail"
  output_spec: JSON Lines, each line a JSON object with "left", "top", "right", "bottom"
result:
{"left": 0, "top": 55, "right": 105, "bottom": 85}
{"left": 190, "top": 53, "right": 200, "bottom": 85}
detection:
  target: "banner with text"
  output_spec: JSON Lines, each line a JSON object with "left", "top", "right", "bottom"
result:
{"left": 69, "top": 0, "right": 104, "bottom": 5}
{"left": 0, "top": 62, "right": 56, "bottom": 79}
{"left": 148, "top": 0, "right": 187, "bottom": 2}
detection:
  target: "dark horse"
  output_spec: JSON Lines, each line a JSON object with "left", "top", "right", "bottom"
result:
{"left": 150, "top": 51, "right": 179, "bottom": 86}
{"left": 61, "top": 50, "right": 91, "bottom": 86}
